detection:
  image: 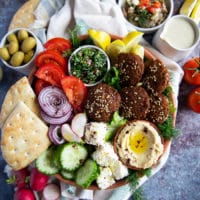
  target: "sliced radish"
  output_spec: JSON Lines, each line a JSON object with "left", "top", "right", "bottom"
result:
{"left": 42, "top": 183, "right": 60, "bottom": 200}
{"left": 61, "top": 124, "right": 82, "bottom": 143}
{"left": 71, "top": 113, "right": 87, "bottom": 137}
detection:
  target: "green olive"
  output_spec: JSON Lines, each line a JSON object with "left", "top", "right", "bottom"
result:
{"left": 21, "top": 37, "right": 36, "bottom": 53}
{"left": 0, "top": 47, "right": 10, "bottom": 61}
{"left": 24, "top": 50, "right": 34, "bottom": 63}
{"left": 10, "top": 51, "right": 24, "bottom": 67}
{"left": 8, "top": 41, "right": 19, "bottom": 55}
{"left": 17, "top": 30, "right": 29, "bottom": 42}
{"left": 7, "top": 33, "right": 18, "bottom": 42}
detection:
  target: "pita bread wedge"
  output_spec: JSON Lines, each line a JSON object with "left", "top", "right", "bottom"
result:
{"left": 0, "top": 76, "right": 40, "bottom": 128}
{"left": 1, "top": 101, "right": 50, "bottom": 170}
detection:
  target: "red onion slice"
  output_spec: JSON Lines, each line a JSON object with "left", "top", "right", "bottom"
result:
{"left": 38, "top": 86, "right": 73, "bottom": 118}
{"left": 41, "top": 110, "right": 73, "bottom": 125}
{"left": 48, "top": 125, "right": 65, "bottom": 145}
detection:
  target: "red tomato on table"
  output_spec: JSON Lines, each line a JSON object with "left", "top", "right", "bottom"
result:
{"left": 35, "top": 50, "right": 67, "bottom": 72}
{"left": 35, "top": 63, "right": 65, "bottom": 87}
{"left": 183, "top": 57, "right": 200, "bottom": 85}
{"left": 188, "top": 87, "right": 200, "bottom": 113}
{"left": 44, "top": 37, "right": 71, "bottom": 54}
{"left": 61, "top": 76, "right": 87, "bottom": 112}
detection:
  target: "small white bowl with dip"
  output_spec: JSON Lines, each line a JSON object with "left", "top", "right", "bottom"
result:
{"left": 152, "top": 15, "right": 200, "bottom": 62}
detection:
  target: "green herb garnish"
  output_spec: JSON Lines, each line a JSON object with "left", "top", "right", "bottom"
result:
{"left": 127, "top": 169, "right": 151, "bottom": 200}
{"left": 68, "top": 25, "right": 81, "bottom": 49}
{"left": 158, "top": 116, "right": 180, "bottom": 139}
{"left": 105, "top": 111, "right": 127, "bottom": 141}
{"left": 103, "top": 66, "right": 121, "bottom": 90}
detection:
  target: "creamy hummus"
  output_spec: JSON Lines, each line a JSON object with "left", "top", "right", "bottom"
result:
{"left": 114, "top": 120, "right": 163, "bottom": 169}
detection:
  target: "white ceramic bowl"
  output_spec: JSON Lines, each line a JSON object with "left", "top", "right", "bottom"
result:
{"left": 0, "top": 28, "right": 43, "bottom": 75}
{"left": 118, "top": 0, "right": 174, "bottom": 34}
{"left": 68, "top": 45, "right": 111, "bottom": 87}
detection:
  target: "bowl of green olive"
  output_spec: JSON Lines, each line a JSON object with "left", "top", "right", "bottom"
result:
{"left": 0, "top": 28, "right": 43, "bottom": 75}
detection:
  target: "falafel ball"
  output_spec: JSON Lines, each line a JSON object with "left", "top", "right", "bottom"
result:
{"left": 119, "top": 86, "right": 150, "bottom": 120}
{"left": 142, "top": 59, "right": 170, "bottom": 94}
{"left": 115, "top": 53, "right": 144, "bottom": 87}
{"left": 84, "top": 83, "right": 121, "bottom": 122}
{"left": 147, "top": 94, "right": 170, "bottom": 124}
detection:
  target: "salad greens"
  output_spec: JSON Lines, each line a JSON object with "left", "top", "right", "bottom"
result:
{"left": 105, "top": 111, "right": 127, "bottom": 141}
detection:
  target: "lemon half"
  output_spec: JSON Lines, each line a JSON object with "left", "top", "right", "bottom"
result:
{"left": 88, "top": 29, "right": 111, "bottom": 51}
{"left": 122, "top": 31, "right": 144, "bottom": 52}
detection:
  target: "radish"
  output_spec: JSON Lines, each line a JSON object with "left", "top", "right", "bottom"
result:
{"left": 71, "top": 112, "right": 87, "bottom": 137}
{"left": 30, "top": 168, "right": 49, "bottom": 191}
{"left": 42, "top": 184, "right": 60, "bottom": 200}
{"left": 61, "top": 123, "right": 82, "bottom": 142}
{"left": 14, "top": 188, "right": 35, "bottom": 200}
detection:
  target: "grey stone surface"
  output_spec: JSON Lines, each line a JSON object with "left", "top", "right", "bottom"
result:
{"left": 0, "top": 0, "right": 199, "bottom": 199}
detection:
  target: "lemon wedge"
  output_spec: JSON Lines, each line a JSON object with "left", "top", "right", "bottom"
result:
{"left": 190, "top": 0, "right": 200, "bottom": 24}
{"left": 122, "top": 31, "right": 144, "bottom": 52}
{"left": 130, "top": 44, "right": 144, "bottom": 59}
{"left": 88, "top": 29, "right": 111, "bottom": 51}
{"left": 106, "top": 39, "right": 125, "bottom": 63}
{"left": 179, "top": 0, "right": 197, "bottom": 16}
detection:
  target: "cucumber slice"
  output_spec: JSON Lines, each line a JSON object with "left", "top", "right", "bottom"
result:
{"left": 75, "top": 159, "right": 99, "bottom": 188}
{"left": 60, "top": 169, "right": 75, "bottom": 180}
{"left": 59, "top": 142, "right": 88, "bottom": 171}
{"left": 36, "top": 147, "right": 59, "bottom": 175}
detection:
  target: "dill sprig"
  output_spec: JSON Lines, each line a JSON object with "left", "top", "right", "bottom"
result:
{"left": 158, "top": 116, "right": 180, "bottom": 140}
{"left": 67, "top": 25, "right": 81, "bottom": 49}
{"left": 127, "top": 169, "right": 151, "bottom": 200}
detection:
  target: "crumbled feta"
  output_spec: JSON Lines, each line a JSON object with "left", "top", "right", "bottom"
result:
{"left": 96, "top": 167, "right": 116, "bottom": 189}
{"left": 110, "top": 160, "right": 129, "bottom": 180}
{"left": 92, "top": 142, "right": 118, "bottom": 167}
{"left": 84, "top": 122, "right": 108, "bottom": 146}
{"left": 127, "top": 0, "right": 139, "bottom": 6}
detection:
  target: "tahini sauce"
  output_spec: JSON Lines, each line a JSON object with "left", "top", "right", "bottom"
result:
{"left": 161, "top": 17, "right": 196, "bottom": 49}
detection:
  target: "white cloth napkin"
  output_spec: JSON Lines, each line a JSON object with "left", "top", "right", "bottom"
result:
{"left": 30, "top": 0, "right": 184, "bottom": 199}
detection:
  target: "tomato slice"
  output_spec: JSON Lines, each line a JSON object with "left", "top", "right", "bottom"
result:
{"left": 44, "top": 38, "right": 71, "bottom": 54}
{"left": 35, "top": 63, "right": 65, "bottom": 87}
{"left": 34, "top": 79, "right": 50, "bottom": 96}
{"left": 35, "top": 50, "right": 67, "bottom": 72}
{"left": 183, "top": 57, "right": 200, "bottom": 85}
{"left": 188, "top": 87, "right": 200, "bottom": 113}
{"left": 61, "top": 76, "right": 87, "bottom": 112}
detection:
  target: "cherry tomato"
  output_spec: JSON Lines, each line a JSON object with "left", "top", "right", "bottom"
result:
{"left": 35, "top": 50, "right": 67, "bottom": 72}
{"left": 35, "top": 63, "right": 65, "bottom": 87}
{"left": 44, "top": 37, "right": 71, "bottom": 54}
{"left": 183, "top": 57, "right": 200, "bottom": 85}
{"left": 188, "top": 87, "right": 200, "bottom": 113}
{"left": 34, "top": 79, "right": 50, "bottom": 96}
{"left": 61, "top": 76, "right": 87, "bottom": 112}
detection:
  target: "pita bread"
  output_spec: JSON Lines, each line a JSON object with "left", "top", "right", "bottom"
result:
{"left": 9, "top": 0, "right": 40, "bottom": 30}
{"left": 0, "top": 76, "right": 40, "bottom": 128}
{"left": 1, "top": 101, "right": 50, "bottom": 170}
